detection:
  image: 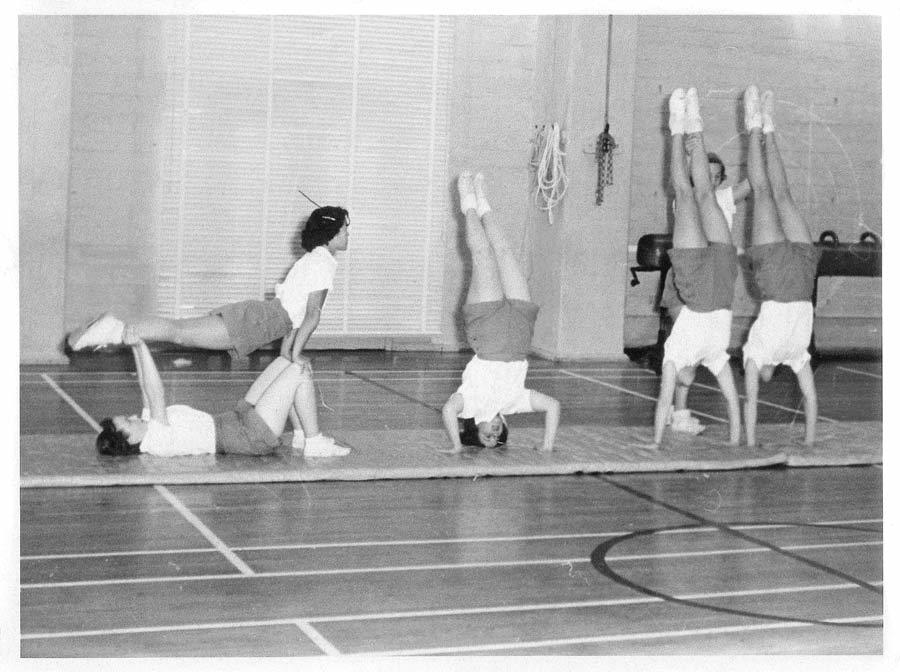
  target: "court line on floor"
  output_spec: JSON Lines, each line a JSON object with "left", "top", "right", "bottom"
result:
{"left": 40, "top": 371, "right": 256, "bottom": 578}
{"left": 559, "top": 369, "right": 728, "bottom": 423}
{"left": 153, "top": 485, "right": 255, "bottom": 576}
{"left": 20, "top": 539, "right": 881, "bottom": 589}
{"left": 836, "top": 366, "right": 882, "bottom": 379}
{"left": 21, "top": 517, "right": 882, "bottom": 560}
{"left": 21, "top": 580, "right": 882, "bottom": 640}
{"left": 364, "top": 614, "right": 883, "bottom": 656}
{"left": 600, "top": 476, "right": 882, "bottom": 595}
{"left": 295, "top": 620, "right": 340, "bottom": 655}
{"left": 686, "top": 378, "right": 839, "bottom": 424}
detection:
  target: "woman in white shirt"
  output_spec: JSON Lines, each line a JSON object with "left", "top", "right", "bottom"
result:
{"left": 68, "top": 205, "right": 349, "bottom": 364}
{"left": 96, "top": 325, "right": 349, "bottom": 458}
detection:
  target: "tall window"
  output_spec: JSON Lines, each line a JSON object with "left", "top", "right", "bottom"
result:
{"left": 158, "top": 16, "right": 453, "bottom": 336}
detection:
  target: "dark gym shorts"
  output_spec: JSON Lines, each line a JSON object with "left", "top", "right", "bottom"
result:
{"left": 210, "top": 299, "right": 293, "bottom": 357}
{"left": 668, "top": 243, "right": 738, "bottom": 312}
{"left": 747, "top": 241, "right": 821, "bottom": 302}
{"left": 212, "top": 399, "right": 282, "bottom": 455}
{"left": 463, "top": 299, "right": 539, "bottom": 362}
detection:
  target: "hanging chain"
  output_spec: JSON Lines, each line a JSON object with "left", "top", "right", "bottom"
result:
{"left": 595, "top": 123, "right": 617, "bottom": 205}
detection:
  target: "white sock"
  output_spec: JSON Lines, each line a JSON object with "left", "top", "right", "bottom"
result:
{"left": 684, "top": 87, "right": 703, "bottom": 134}
{"left": 473, "top": 173, "right": 491, "bottom": 217}
{"left": 668, "top": 88, "right": 686, "bottom": 136}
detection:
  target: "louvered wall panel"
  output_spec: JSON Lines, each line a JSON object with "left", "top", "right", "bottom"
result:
{"left": 158, "top": 15, "right": 452, "bottom": 338}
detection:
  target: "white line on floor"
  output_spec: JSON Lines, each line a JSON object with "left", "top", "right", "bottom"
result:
{"left": 39, "top": 374, "right": 101, "bottom": 432}
{"left": 153, "top": 485, "right": 255, "bottom": 576}
{"left": 21, "top": 517, "right": 882, "bottom": 560}
{"left": 20, "top": 581, "right": 882, "bottom": 640}
{"left": 687, "top": 379, "right": 839, "bottom": 424}
{"left": 559, "top": 369, "right": 728, "bottom": 423}
{"left": 21, "top": 539, "right": 881, "bottom": 589}
{"left": 836, "top": 366, "right": 882, "bottom": 380}
{"left": 364, "top": 614, "right": 884, "bottom": 656}
{"left": 295, "top": 620, "right": 341, "bottom": 655}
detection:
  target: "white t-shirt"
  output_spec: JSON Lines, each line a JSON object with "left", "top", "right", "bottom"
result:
{"left": 139, "top": 405, "right": 216, "bottom": 456}
{"left": 663, "top": 306, "right": 733, "bottom": 376}
{"left": 456, "top": 355, "right": 535, "bottom": 424}
{"left": 274, "top": 246, "right": 338, "bottom": 328}
{"left": 716, "top": 186, "right": 737, "bottom": 230}
{"left": 743, "top": 300, "right": 814, "bottom": 373}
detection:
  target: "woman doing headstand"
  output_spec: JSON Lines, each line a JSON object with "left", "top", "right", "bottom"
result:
{"left": 440, "top": 172, "right": 561, "bottom": 453}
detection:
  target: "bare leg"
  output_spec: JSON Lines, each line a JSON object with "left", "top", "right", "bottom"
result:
{"left": 460, "top": 173, "right": 504, "bottom": 305}
{"left": 762, "top": 91, "right": 812, "bottom": 244}
{"left": 290, "top": 369, "right": 321, "bottom": 438}
{"left": 745, "top": 86, "right": 785, "bottom": 246}
{"left": 688, "top": 134, "right": 731, "bottom": 244}
{"left": 251, "top": 362, "right": 307, "bottom": 437}
{"left": 671, "top": 133, "right": 706, "bottom": 249}
{"left": 473, "top": 173, "right": 530, "bottom": 302}
{"left": 243, "top": 356, "right": 306, "bottom": 438}
{"left": 131, "top": 315, "right": 233, "bottom": 350}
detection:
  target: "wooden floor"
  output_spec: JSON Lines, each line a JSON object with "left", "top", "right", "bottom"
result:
{"left": 19, "top": 352, "right": 883, "bottom": 657}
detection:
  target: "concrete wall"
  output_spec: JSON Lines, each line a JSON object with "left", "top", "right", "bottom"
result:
{"left": 19, "top": 16, "right": 73, "bottom": 363}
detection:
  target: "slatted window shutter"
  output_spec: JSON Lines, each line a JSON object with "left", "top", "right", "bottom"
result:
{"left": 158, "top": 15, "right": 452, "bottom": 337}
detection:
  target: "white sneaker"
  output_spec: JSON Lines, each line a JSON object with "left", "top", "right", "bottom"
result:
{"left": 457, "top": 172, "right": 477, "bottom": 214}
{"left": 303, "top": 434, "right": 350, "bottom": 458}
{"left": 70, "top": 314, "right": 125, "bottom": 350}
{"left": 668, "top": 88, "right": 686, "bottom": 135}
{"left": 684, "top": 87, "right": 703, "bottom": 134}
{"left": 743, "top": 85, "right": 762, "bottom": 132}
{"left": 291, "top": 430, "right": 305, "bottom": 451}
{"left": 473, "top": 172, "right": 492, "bottom": 217}
{"left": 761, "top": 89, "right": 776, "bottom": 133}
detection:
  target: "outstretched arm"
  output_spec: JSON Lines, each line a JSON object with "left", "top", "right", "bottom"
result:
{"left": 284, "top": 289, "right": 328, "bottom": 363}
{"left": 743, "top": 359, "right": 760, "bottom": 447}
{"left": 529, "top": 391, "right": 561, "bottom": 452}
{"left": 439, "top": 393, "right": 465, "bottom": 454}
{"left": 124, "top": 327, "right": 167, "bottom": 423}
{"left": 795, "top": 362, "right": 818, "bottom": 445}
{"left": 653, "top": 363, "right": 678, "bottom": 446}
{"left": 714, "top": 363, "right": 741, "bottom": 446}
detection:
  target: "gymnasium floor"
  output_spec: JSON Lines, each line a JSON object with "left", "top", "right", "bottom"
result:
{"left": 19, "top": 351, "right": 883, "bottom": 657}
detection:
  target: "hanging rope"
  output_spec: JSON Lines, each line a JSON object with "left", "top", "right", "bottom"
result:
{"left": 596, "top": 15, "right": 617, "bottom": 206}
{"left": 530, "top": 123, "right": 568, "bottom": 224}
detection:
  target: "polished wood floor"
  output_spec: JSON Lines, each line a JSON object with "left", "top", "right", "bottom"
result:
{"left": 19, "top": 353, "right": 883, "bottom": 656}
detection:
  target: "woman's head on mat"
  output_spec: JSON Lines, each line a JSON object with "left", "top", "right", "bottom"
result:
{"left": 707, "top": 153, "right": 726, "bottom": 187}
{"left": 301, "top": 206, "right": 350, "bottom": 252}
{"left": 460, "top": 415, "right": 508, "bottom": 449}
{"left": 676, "top": 364, "right": 697, "bottom": 388}
{"left": 96, "top": 417, "right": 144, "bottom": 456}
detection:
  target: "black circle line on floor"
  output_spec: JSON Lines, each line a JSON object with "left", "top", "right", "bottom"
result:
{"left": 589, "top": 520, "right": 881, "bottom": 628}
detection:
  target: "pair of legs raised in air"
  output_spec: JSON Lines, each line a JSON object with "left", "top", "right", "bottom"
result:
{"left": 742, "top": 85, "right": 818, "bottom": 446}
{"left": 652, "top": 87, "right": 741, "bottom": 447}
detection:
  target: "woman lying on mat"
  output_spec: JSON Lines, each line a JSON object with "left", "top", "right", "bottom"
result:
{"left": 68, "top": 205, "right": 349, "bottom": 364}
{"left": 440, "top": 172, "right": 561, "bottom": 454}
{"left": 740, "top": 85, "right": 820, "bottom": 446}
{"left": 96, "top": 325, "right": 349, "bottom": 458}
{"left": 652, "top": 87, "right": 741, "bottom": 449}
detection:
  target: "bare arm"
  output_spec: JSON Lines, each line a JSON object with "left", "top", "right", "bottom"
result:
{"left": 731, "top": 179, "right": 751, "bottom": 203}
{"left": 125, "top": 325, "right": 151, "bottom": 411}
{"left": 743, "top": 359, "right": 760, "bottom": 447}
{"left": 439, "top": 393, "right": 465, "bottom": 454}
{"left": 288, "top": 289, "right": 328, "bottom": 363}
{"left": 129, "top": 339, "right": 167, "bottom": 423}
{"left": 529, "top": 390, "right": 561, "bottom": 452}
{"left": 653, "top": 363, "right": 678, "bottom": 446}
{"left": 795, "top": 362, "right": 818, "bottom": 445}
{"left": 714, "top": 363, "right": 741, "bottom": 446}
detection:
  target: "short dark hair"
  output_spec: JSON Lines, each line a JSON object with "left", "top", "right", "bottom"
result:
{"left": 706, "top": 152, "right": 726, "bottom": 181}
{"left": 300, "top": 206, "right": 349, "bottom": 252}
{"left": 459, "top": 416, "right": 508, "bottom": 449}
{"left": 96, "top": 418, "right": 141, "bottom": 456}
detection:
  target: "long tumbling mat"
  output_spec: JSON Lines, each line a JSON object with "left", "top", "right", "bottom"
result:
{"left": 20, "top": 421, "right": 881, "bottom": 488}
